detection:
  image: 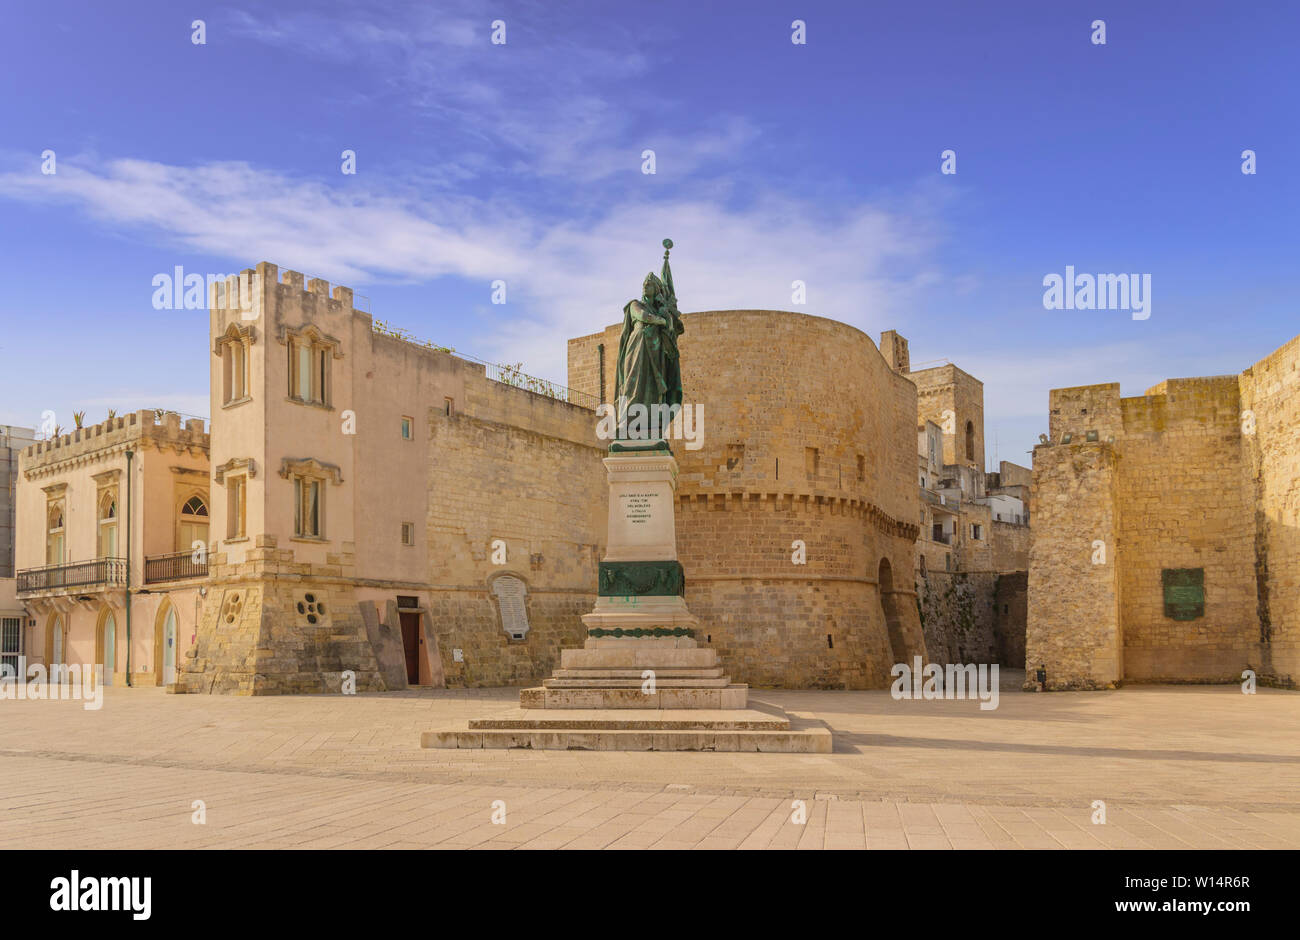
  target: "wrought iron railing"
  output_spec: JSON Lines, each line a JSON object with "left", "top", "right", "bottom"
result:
{"left": 16, "top": 557, "right": 127, "bottom": 593}
{"left": 371, "top": 320, "right": 599, "bottom": 410}
{"left": 144, "top": 551, "right": 208, "bottom": 584}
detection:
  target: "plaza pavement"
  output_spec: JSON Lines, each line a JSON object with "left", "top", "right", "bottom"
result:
{"left": 1, "top": 672, "right": 1296, "bottom": 849}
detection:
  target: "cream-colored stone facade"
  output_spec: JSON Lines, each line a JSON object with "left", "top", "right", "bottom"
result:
{"left": 178, "top": 263, "right": 605, "bottom": 693}
{"left": 1028, "top": 332, "right": 1300, "bottom": 689}
{"left": 15, "top": 411, "right": 210, "bottom": 686}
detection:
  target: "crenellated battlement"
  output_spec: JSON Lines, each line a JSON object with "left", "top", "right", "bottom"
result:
{"left": 208, "top": 261, "right": 356, "bottom": 314}
{"left": 21, "top": 409, "right": 209, "bottom": 474}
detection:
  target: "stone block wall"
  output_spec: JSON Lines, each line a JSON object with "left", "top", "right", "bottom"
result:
{"left": 1113, "top": 378, "right": 1257, "bottom": 681}
{"left": 425, "top": 398, "right": 605, "bottom": 687}
{"left": 918, "top": 570, "right": 998, "bottom": 666}
{"left": 178, "top": 540, "right": 387, "bottom": 695}
{"left": 990, "top": 520, "right": 1030, "bottom": 571}
{"left": 1026, "top": 442, "right": 1122, "bottom": 688}
{"left": 1240, "top": 334, "right": 1300, "bottom": 686}
{"left": 1029, "top": 342, "right": 1300, "bottom": 690}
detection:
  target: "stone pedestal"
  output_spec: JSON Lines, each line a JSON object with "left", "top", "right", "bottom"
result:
{"left": 525, "top": 446, "right": 747, "bottom": 709}
{"left": 424, "top": 443, "right": 830, "bottom": 752}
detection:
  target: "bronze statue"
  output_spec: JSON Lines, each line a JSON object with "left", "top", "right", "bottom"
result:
{"left": 614, "top": 239, "right": 684, "bottom": 439}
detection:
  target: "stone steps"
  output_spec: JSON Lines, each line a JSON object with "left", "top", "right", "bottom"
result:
{"left": 520, "top": 684, "right": 748, "bottom": 709}
{"left": 468, "top": 708, "right": 791, "bottom": 731}
{"left": 424, "top": 707, "right": 831, "bottom": 751}
{"left": 559, "top": 648, "right": 719, "bottom": 669}
{"left": 548, "top": 666, "right": 727, "bottom": 680}
{"left": 542, "top": 677, "right": 731, "bottom": 689}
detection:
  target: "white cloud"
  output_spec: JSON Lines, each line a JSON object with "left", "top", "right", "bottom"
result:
{"left": 0, "top": 154, "right": 951, "bottom": 386}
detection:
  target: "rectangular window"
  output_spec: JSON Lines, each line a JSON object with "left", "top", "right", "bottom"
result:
{"left": 401, "top": 416, "right": 413, "bottom": 440}
{"left": 223, "top": 340, "right": 248, "bottom": 404}
{"left": 98, "top": 519, "right": 117, "bottom": 558}
{"left": 234, "top": 342, "right": 246, "bottom": 399}
{"left": 289, "top": 338, "right": 331, "bottom": 405}
{"left": 227, "top": 477, "right": 246, "bottom": 539}
{"left": 444, "top": 397, "right": 454, "bottom": 417}
{"left": 296, "top": 343, "right": 312, "bottom": 400}
{"left": 970, "top": 523, "right": 983, "bottom": 540}
{"left": 0, "top": 617, "right": 20, "bottom": 677}
{"left": 401, "top": 522, "right": 415, "bottom": 546}
{"left": 295, "top": 477, "right": 322, "bottom": 538}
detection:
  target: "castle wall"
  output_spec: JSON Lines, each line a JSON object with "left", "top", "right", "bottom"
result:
{"left": 1029, "top": 353, "right": 1299, "bottom": 688}
{"left": 1026, "top": 441, "right": 1122, "bottom": 688}
{"left": 918, "top": 570, "right": 997, "bottom": 666}
{"left": 989, "top": 519, "right": 1030, "bottom": 572}
{"left": 423, "top": 379, "right": 604, "bottom": 687}
{"left": 1113, "top": 378, "right": 1257, "bottom": 681}
{"left": 1240, "top": 334, "right": 1300, "bottom": 685}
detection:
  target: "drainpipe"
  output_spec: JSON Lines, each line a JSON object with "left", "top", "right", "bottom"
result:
{"left": 125, "top": 448, "right": 134, "bottom": 687}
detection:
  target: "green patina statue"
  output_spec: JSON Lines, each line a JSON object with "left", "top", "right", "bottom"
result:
{"left": 614, "top": 239, "right": 684, "bottom": 439}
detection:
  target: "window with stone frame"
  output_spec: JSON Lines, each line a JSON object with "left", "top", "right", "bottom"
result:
{"left": 286, "top": 329, "right": 336, "bottom": 407}
{"left": 46, "top": 498, "right": 65, "bottom": 565}
{"left": 97, "top": 488, "right": 119, "bottom": 558}
{"left": 294, "top": 476, "right": 323, "bottom": 539}
{"left": 278, "top": 458, "right": 340, "bottom": 541}
{"left": 226, "top": 476, "right": 247, "bottom": 539}
{"left": 215, "top": 324, "right": 253, "bottom": 406}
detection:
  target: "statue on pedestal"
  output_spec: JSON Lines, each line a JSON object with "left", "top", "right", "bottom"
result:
{"left": 614, "top": 239, "right": 684, "bottom": 439}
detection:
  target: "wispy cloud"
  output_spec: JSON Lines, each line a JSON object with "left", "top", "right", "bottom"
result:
{"left": 0, "top": 153, "right": 950, "bottom": 381}
{"left": 226, "top": 2, "right": 667, "bottom": 185}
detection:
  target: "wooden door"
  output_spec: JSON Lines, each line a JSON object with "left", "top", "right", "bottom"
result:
{"left": 399, "top": 611, "right": 421, "bottom": 685}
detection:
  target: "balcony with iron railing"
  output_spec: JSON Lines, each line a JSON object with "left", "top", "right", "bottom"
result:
{"left": 143, "top": 551, "right": 209, "bottom": 584}
{"left": 16, "top": 557, "right": 128, "bottom": 595}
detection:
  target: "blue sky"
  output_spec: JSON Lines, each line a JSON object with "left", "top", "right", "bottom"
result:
{"left": 1, "top": 0, "right": 1296, "bottom": 467}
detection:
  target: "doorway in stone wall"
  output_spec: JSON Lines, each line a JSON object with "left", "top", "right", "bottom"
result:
{"left": 399, "top": 610, "right": 421, "bottom": 685}
{"left": 878, "top": 557, "right": 910, "bottom": 664}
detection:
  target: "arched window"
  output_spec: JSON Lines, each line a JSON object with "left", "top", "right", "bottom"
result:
{"left": 98, "top": 490, "right": 118, "bottom": 558}
{"left": 179, "top": 495, "right": 209, "bottom": 553}
{"left": 46, "top": 501, "right": 65, "bottom": 565}
{"left": 965, "top": 421, "right": 975, "bottom": 463}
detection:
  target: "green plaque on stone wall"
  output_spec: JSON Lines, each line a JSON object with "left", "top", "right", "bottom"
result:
{"left": 1162, "top": 568, "right": 1205, "bottom": 621}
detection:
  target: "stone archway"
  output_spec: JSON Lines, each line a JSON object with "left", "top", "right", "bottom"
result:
{"left": 878, "top": 557, "right": 912, "bottom": 664}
